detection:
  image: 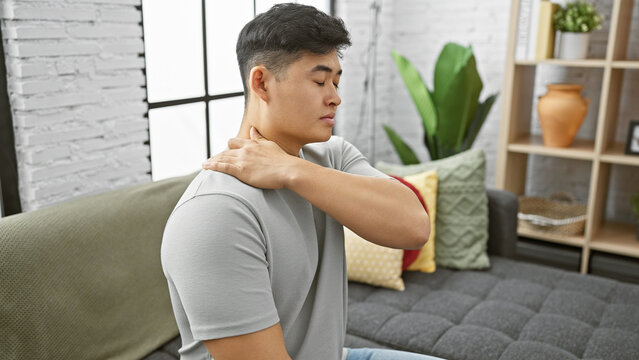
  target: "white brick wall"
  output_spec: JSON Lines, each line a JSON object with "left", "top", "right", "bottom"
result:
{"left": 337, "top": 0, "right": 639, "bottom": 223}
{"left": 1, "top": 0, "right": 149, "bottom": 212}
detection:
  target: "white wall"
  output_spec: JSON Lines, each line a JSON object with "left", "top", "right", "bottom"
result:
{"left": 336, "top": 0, "right": 639, "bottom": 223}
{"left": 0, "top": 0, "right": 149, "bottom": 212}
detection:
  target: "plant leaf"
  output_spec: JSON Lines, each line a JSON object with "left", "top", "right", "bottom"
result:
{"left": 382, "top": 125, "right": 420, "bottom": 165}
{"left": 391, "top": 50, "right": 438, "bottom": 136}
{"left": 461, "top": 93, "right": 498, "bottom": 151}
{"left": 434, "top": 44, "right": 483, "bottom": 150}
{"left": 437, "top": 142, "right": 457, "bottom": 160}
{"left": 423, "top": 132, "right": 433, "bottom": 160}
{"left": 433, "top": 43, "right": 473, "bottom": 105}
{"left": 431, "top": 136, "right": 443, "bottom": 160}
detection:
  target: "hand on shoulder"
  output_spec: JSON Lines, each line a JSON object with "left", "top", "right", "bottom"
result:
{"left": 202, "top": 127, "right": 304, "bottom": 189}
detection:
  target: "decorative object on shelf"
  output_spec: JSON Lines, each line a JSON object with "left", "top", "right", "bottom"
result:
{"left": 535, "top": 0, "right": 560, "bottom": 60}
{"left": 553, "top": 1, "right": 603, "bottom": 59}
{"left": 632, "top": 190, "right": 639, "bottom": 241}
{"left": 384, "top": 43, "right": 498, "bottom": 164}
{"left": 625, "top": 119, "right": 639, "bottom": 155}
{"left": 518, "top": 192, "right": 587, "bottom": 236}
{"left": 537, "top": 83, "right": 589, "bottom": 147}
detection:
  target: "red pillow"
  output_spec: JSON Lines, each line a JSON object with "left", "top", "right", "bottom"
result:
{"left": 389, "top": 175, "right": 430, "bottom": 271}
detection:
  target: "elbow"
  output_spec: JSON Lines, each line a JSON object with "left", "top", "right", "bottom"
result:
{"left": 406, "top": 211, "right": 430, "bottom": 250}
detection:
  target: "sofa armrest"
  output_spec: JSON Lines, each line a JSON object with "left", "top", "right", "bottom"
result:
{"left": 0, "top": 171, "right": 199, "bottom": 360}
{"left": 486, "top": 188, "right": 518, "bottom": 258}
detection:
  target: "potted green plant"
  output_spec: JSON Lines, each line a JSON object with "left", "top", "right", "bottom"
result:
{"left": 384, "top": 42, "right": 498, "bottom": 164}
{"left": 633, "top": 191, "right": 639, "bottom": 240}
{"left": 553, "top": 1, "right": 603, "bottom": 60}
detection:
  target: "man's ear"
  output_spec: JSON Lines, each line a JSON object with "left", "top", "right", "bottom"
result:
{"left": 249, "top": 66, "right": 270, "bottom": 103}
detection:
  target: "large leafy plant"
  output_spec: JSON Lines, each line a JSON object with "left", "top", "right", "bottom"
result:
{"left": 384, "top": 42, "right": 498, "bottom": 164}
{"left": 553, "top": 1, "right": 603, "bottom": 33}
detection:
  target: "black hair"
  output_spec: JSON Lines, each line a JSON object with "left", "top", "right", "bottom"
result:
{"left": 236, "top": 3, "right": 351, "bottom": 105}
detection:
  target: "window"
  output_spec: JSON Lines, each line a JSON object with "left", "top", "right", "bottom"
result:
{"left": 142, "top": 0, "right": 332, "bottom": 181}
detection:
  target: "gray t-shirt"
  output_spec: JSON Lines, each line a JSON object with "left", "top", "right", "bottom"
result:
{"left": 161, "top": 136, "right": 391, "bottom": 360}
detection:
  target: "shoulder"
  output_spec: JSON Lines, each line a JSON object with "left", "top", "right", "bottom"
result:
{"left": 161, "top": 176, "right": 267, "bottom": 267}
{"left": 164, "top": 170, "right": 271, "bottom": 237}
{"left": 302, "top": 135, "right": 349, "bottom": 153}
{"left": 174, "top": 169, "right": 265, "bottom": 211}
{"left": 301, "top": 136, "right": 355, "bottom": 169}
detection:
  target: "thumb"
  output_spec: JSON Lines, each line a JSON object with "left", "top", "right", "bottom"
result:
{"left": 250, "top": 126, "right": 265, "bottom": 140}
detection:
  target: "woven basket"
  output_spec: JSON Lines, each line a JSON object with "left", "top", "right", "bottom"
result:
{"left": 518, "top": 193, "right": 587, "bottom": 236}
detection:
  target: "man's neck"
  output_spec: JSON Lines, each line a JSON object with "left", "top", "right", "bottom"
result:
{"left": 238, "top": 110, "right": 302, "bottom": 157}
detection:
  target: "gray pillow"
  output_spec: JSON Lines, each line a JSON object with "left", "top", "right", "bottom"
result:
{"left": 376, "top": 149, "right": 489, "bottom": 269}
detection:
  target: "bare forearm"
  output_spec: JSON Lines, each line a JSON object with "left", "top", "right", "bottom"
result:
{"left": 286, "top": 159, "right": 429, "bottom": 249}
{"left": 201, "top": 130, "right": 429, "bottom": 249}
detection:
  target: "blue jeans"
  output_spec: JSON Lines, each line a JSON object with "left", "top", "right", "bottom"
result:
{"left": 344, "top": 347, "right": 445, "bottom": 360}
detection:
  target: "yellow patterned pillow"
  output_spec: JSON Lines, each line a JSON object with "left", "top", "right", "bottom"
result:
{"left": 403, "top": 170, "right": 438, "bottom": 273}
{"left": 344, "top": 227, "right": 405, "bottom": 291}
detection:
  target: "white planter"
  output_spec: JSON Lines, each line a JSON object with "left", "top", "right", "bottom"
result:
{"left": 557, "top": 32, "right": 591, "bottom": 60}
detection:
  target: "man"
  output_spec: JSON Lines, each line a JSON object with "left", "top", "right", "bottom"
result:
{"left": 161, "top": 4, "right": 439, "bottom": 360}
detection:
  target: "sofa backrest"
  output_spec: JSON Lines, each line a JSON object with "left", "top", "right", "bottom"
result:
{"left": 0, "top": 171, "right": 198, "bottom": 360}
{"left": 486, "top": 188, "right": 518, "bottom": 258}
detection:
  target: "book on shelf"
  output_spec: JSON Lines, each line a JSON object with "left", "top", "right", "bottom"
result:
{"left": 527, "top": 0, "right": 541, "bottom": 60}
{"left": 515, "top": 0, "right": 532, "bottom": 60}
{"left": 515, "top": 0, "right": 563, "bottom": 61}
{"left": 535, "top": 1, "right": 559, "bottom": 60}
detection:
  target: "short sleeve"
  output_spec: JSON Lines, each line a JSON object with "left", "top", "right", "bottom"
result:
{"left": 338, "top": 136, "right": 393, "bottom": 179}
{"left": 161, "top": 193, "right": 279, "bottom": 340}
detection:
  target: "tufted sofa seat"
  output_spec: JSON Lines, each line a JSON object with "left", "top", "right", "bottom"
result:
{"left": 148, "top": 256, "right": 639, "bottom": 360}
{"left": 344, "top": 257, "right": 639, "bottom": 360}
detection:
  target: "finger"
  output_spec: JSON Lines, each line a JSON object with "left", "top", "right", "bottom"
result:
{"left": 202, "top": 160, "right": 241, "bottom": 176}
{"left": 202, "top": 150, "right": 234, "bottom": 163}
{"left": 202, "top": 159, "right": 217, "bottom": 169}
{"left": 205, "top": 147, "right": 231, "bottom": 161}
{"left": 228, "top": 137, "right": 251, "bottom": 149}
{"left": 202, "top": 152, "right": 240, "bottom": 165}
{"left": 202, "top": 151, "right": 240, "bottom": 167}
{"left": 250, "top": 126, "right": 265, "bottom": 141}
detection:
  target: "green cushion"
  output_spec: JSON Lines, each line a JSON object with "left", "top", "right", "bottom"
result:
{"left": 376, "top": 149, "right": 490, "bottom": 270}
{"left": 0, "top": 171, "right": 199, "bottom": 360}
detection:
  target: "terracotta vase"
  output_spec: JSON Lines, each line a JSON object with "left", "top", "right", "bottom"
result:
{"left": 537, "top": 84, "right": 590, "bottom": 147}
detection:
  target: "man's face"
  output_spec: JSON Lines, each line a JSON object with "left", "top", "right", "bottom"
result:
{"left": 259, "top": 50, "right": 342, "bottom": 151}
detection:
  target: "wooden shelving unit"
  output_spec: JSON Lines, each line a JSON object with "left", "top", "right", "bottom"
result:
{"left": 515, "top": 59, "right": 608, "bottom": 67}
{"left": 497, "top": 0, "right": 639, "bottom": 273}
{"left": 508, "top": 134, "right": 596, "bottom": 160}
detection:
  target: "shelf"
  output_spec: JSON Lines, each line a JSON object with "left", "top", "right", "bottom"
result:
{"left": 499, "top": 0, "right": 639, "bottom": 274}
{"left": 590, "top": 222, "right": 639, "bottom": 258}
{"left": 515, "top": 59, "right": 607, "bottom": 68}
{"left": 508, "top": 134, "right": 595, "bottom": 160}
{"left": 518, "top": 225, "right": 586, "bottom": 247}
{"left": 611, "top": 61, "right": 639, "bottom": 69}
{"left": 601, "top": 142, "right": 639, "bottom": 166}
{"left": 514, "top": 60, "right": 639, "bottom": 69}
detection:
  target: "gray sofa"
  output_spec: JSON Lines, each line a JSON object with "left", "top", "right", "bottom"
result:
{"left": 2, "top": 172, "right": 638, "bottom": 360}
